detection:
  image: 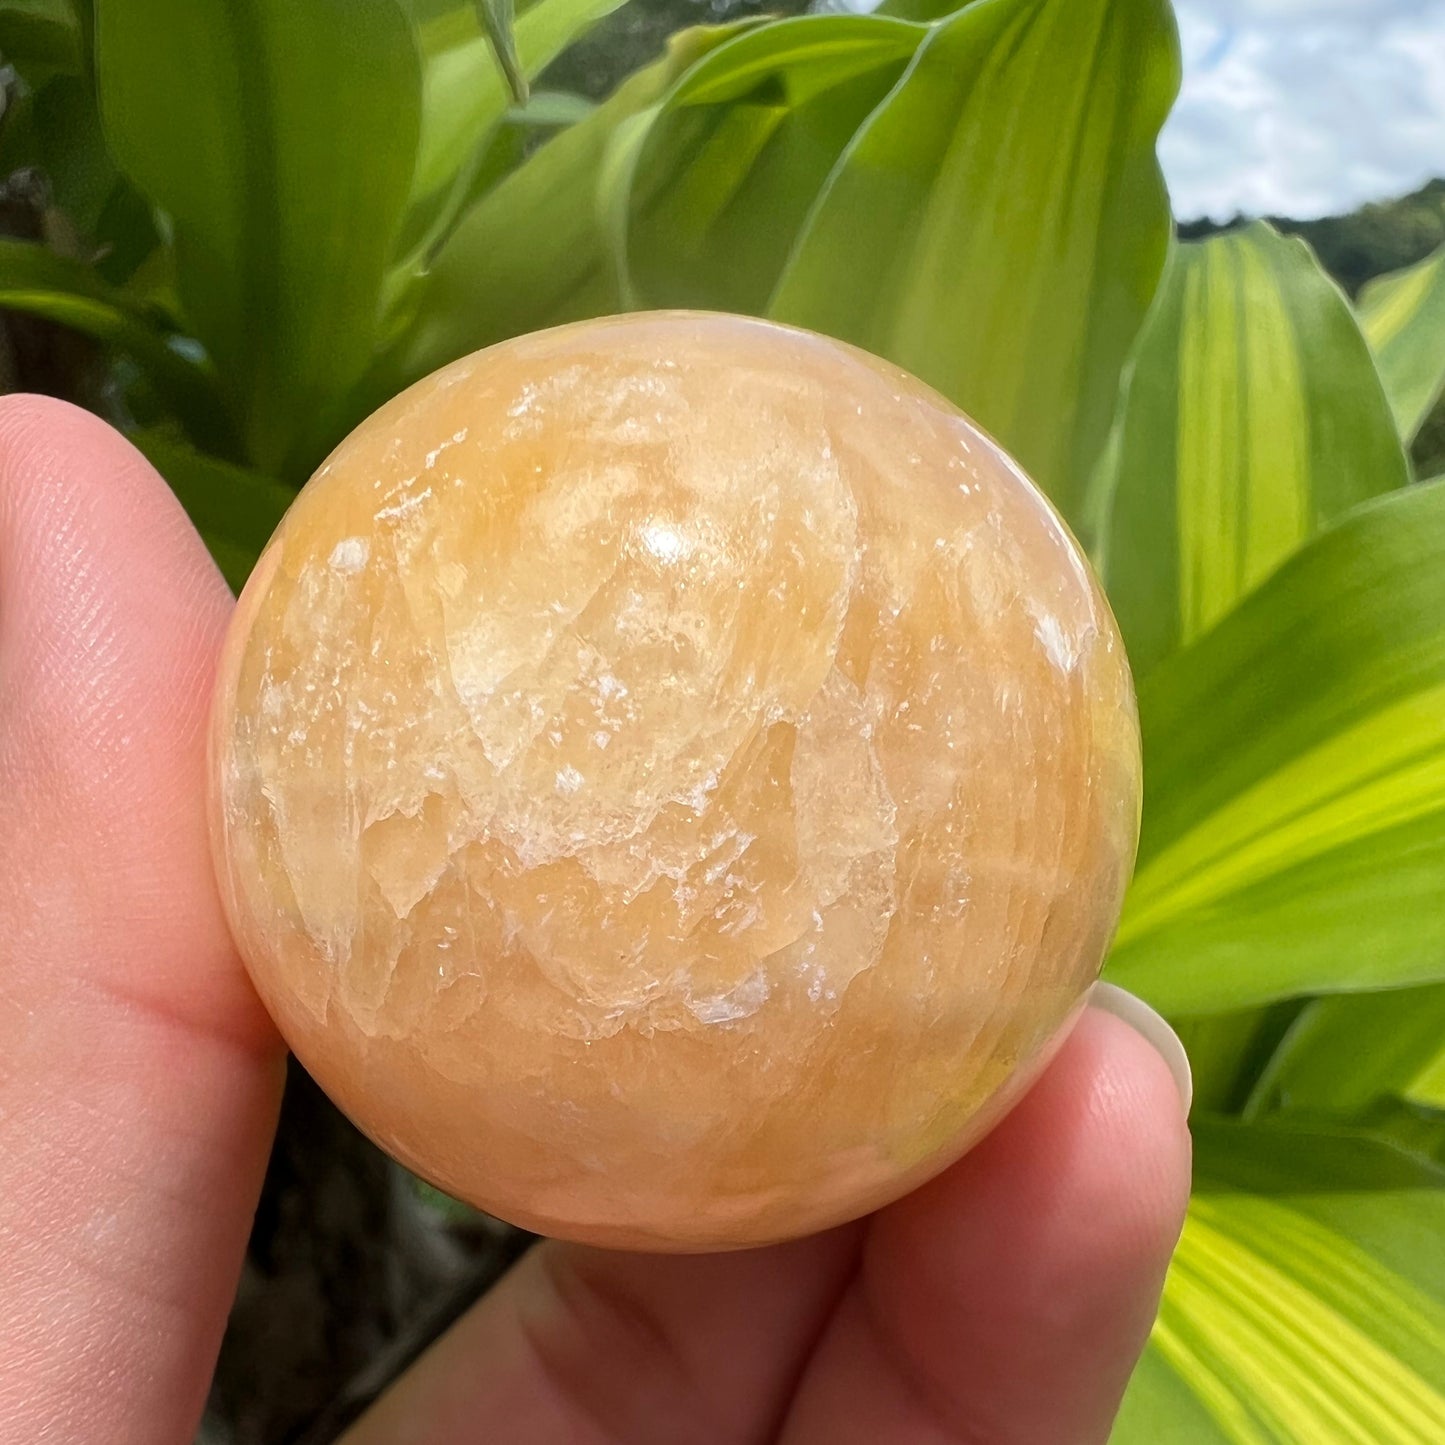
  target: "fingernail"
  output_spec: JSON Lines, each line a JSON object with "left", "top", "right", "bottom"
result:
{"left": 1089, "top": 981, "right": 1193, "bottom": 1117}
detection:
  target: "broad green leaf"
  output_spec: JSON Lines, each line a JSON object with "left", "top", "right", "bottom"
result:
{"left": 382, "top": 25, "right": 741, "bottom": 389}
{"left": 386, "top": 86, "right": 593, "bottom": 305}
{"left": 1360, "top": 244, "right": 1445, "bottom": 445}
{"left": 1353, "top": 1101, "right": 1445, "bottom": 1169}
{"left": 1117, "top": 1340, "right": 1248, "bottom": 1440}
{"left": 0, "top": 65, "right": 160, "bottom": 284}
{"left": 1174, "top": 1005, "right": 1302, "bottom": 1115}
{"left": 1247, "top": 985, "right": 1445, "bottom": 1120}
{"left": 878, "top": 0, "right": 972, "bottom": 19}
{"left": 1114, "top": 1119, "right": 1445, "bottom": 1444}
{"left": 131, "top": 431, "right": 293, "bottom": 594}
{"left": 29, "top": 74, "right": 118, "bottom": 235}
{"left": 1421, "top": 1051, "right": 1445, "bottom": 1111}
{"left": 1106, "top": 479, "right": 1445, "bottom": 1015}
{"left": 0, "top": 237, "right": 224, "bottom": 445}
{"left": 87, "top": 170, "right": 161, "bottom": 286}
{"left": 769, "top": 0, "right": 1180, "bottom": 525}
{"left": 0, "top": 0, "right": 82, "bottom": 77}
{"left": 1101, "top": 225, "right": 1410, "bottom": 680}
{"left": 400, "top": 0, "right": 627, "bottom": 266}
{"left": 95, "top": 0, "right": 422, "bottom": 479}
{"left": 513, "top": 90, "right": 595, "bottom": 127}
{"left": 408, "top": 87, "right": 595, "bottom": 256}
{"left": 613, "top": 14, "right": 923, "bottom": 315}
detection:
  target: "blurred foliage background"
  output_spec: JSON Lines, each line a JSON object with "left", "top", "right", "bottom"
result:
{"left": 3, "top": 0, "right": 1445, "bottom": 1441}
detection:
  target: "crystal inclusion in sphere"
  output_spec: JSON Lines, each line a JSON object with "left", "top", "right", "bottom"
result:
{"left": 209, "top": 312, "right": 1140, "bottom": 1251}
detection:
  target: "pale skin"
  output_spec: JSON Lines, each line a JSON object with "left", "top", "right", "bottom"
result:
{"left": 0, "top": 395, "right": 1192, "bottom": 1444}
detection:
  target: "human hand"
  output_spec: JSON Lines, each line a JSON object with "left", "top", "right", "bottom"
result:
{"left": 0, "top": 396, "right": 1191, "bottom": 1445}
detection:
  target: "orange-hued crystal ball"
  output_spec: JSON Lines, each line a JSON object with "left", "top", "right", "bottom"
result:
{"left": 210, "top": 312, "right": 1139, "bottom": 1251}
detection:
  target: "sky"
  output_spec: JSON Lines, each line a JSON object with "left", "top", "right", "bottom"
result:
{"left": 1163, "top": 0, "right": 1445, "bottom": 220}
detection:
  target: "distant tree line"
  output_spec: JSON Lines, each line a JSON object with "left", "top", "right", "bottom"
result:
{"left": 1179, "top": 177, "right": 1445, "bottom": 298}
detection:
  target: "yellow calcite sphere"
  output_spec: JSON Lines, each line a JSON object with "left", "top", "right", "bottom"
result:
{"left": 210, "top": 312, "right": 1139, "bottom": 1251}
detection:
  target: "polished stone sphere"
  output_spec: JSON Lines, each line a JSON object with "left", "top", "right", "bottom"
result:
{"left": 210, "top": 312, "right": 1140, "bottom": 1250}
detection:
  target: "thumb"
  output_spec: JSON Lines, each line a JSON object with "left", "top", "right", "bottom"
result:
{"left": 0, "top": 397, "right": 283, "bottom": 1444}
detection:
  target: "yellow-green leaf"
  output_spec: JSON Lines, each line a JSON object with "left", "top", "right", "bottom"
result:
{"left": 0, "top": 0, "right": 82, "bottom": 78}
{"left": 769, "top": 0, "right": 1179, "bottom": 526}
{"left": 1247, "top": 985, "right": 1445, "bottom": 1121}
{"left": 612, "top": 14, "right": 923, "bottom": 315}
{"left": 398, "top": 0, "right": 628, "bottom": 268}
{"left": 96, "top": 0, "right": 423, "bottom": 480}
{"left": 1101, "top": 224, "right": 1410, "bottom": 680}
{"left": 1361, "top": 244, "right": 1445, "bottom": 445}
{"left": 1114, "top": 1120, "right": 1445, "bottom": 1444}
{"left": 379, "top": 26, "right": 743, "bottom": 389}
{"left": 1106, "top": 479, "right": 1445, "bottom": 1015}
{"left": 1172, "top": 1005, "right": 1302, "bottom": 1115}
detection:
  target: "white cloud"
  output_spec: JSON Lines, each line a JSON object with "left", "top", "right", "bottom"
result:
{"left": 1162, "top": 0, "right": 1445, "bottom": 219}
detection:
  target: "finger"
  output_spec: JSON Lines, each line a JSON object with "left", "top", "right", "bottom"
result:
{"left": 778, "top": 1004, "right": 1192, "bottom": 1444}
{"left": 344, "top": 1001, "right": 1187, "bottom": 1445}
{"left": 0, "top": 397, "right": 284, "bottom": 1443}
{"left": 343, "top": 1227, "right": 860, "bottom": 1445}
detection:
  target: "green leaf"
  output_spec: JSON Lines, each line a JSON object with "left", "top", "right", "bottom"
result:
{"left": 877, "top": 0, "right": 972, "bottom": 19}
{"left": 381, "top": 25, "right": 740, "bottom": 388}
{"left": 1173, "top": 1004, "right": 1303, "bottom": 1115}
{"left": 1420, "top": 1053, "right": 1445, "bottom": 1112}
{"left": 0, "top": 237, "right": 224, "bottom": 442}
{"left": 130, "top": 430, "right": 293, "bottom": 594}
{"left": 511, "top": 89, "right": 595, "bottom": 127}
{"left": 1114, "top": 1118, "right": 1445, "bottom": 1444}
{"left": 1101, "top": 225, "right": 1410, "bottom": 680}
{"left": 1353, "top": 1101, "right": 1445, "bottom": 1169}
{"left": 400, "top": 0, "right": 627, "bottom": 268}
{"left": 1360, "top": 243, "right": 1445, "bottom": 446}
{"left": 1107, "top": 479, "right": 1445, "bottom": 1015}
{"left": 0, "top": 66, "right": 160, "bottom": 282}
{"left": 87, "top": 169, "right": 162, "bottom": 286}
{"left": 95, "top": 0, "right": 423, "bottom": 479}
{"left": 29, "top": 74, "right": 119, "bottom": 235}
{"left": 1117, "top": 1335, "right": 1249, "bottom": 1440}
{"left": 768, "top": 0, "right": 1180, "bottom": 526}
{"left": 1247, "top": 985, "right": 1445, "bottom": 1120}
{"left": 474, "top": 0, "right": 526, "bottom": 105}
{"left": 0, "top": 0, "right": 82, "bottom": 77}
{"left": 613, "top": 14, "right": 924, "bottom": 316}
